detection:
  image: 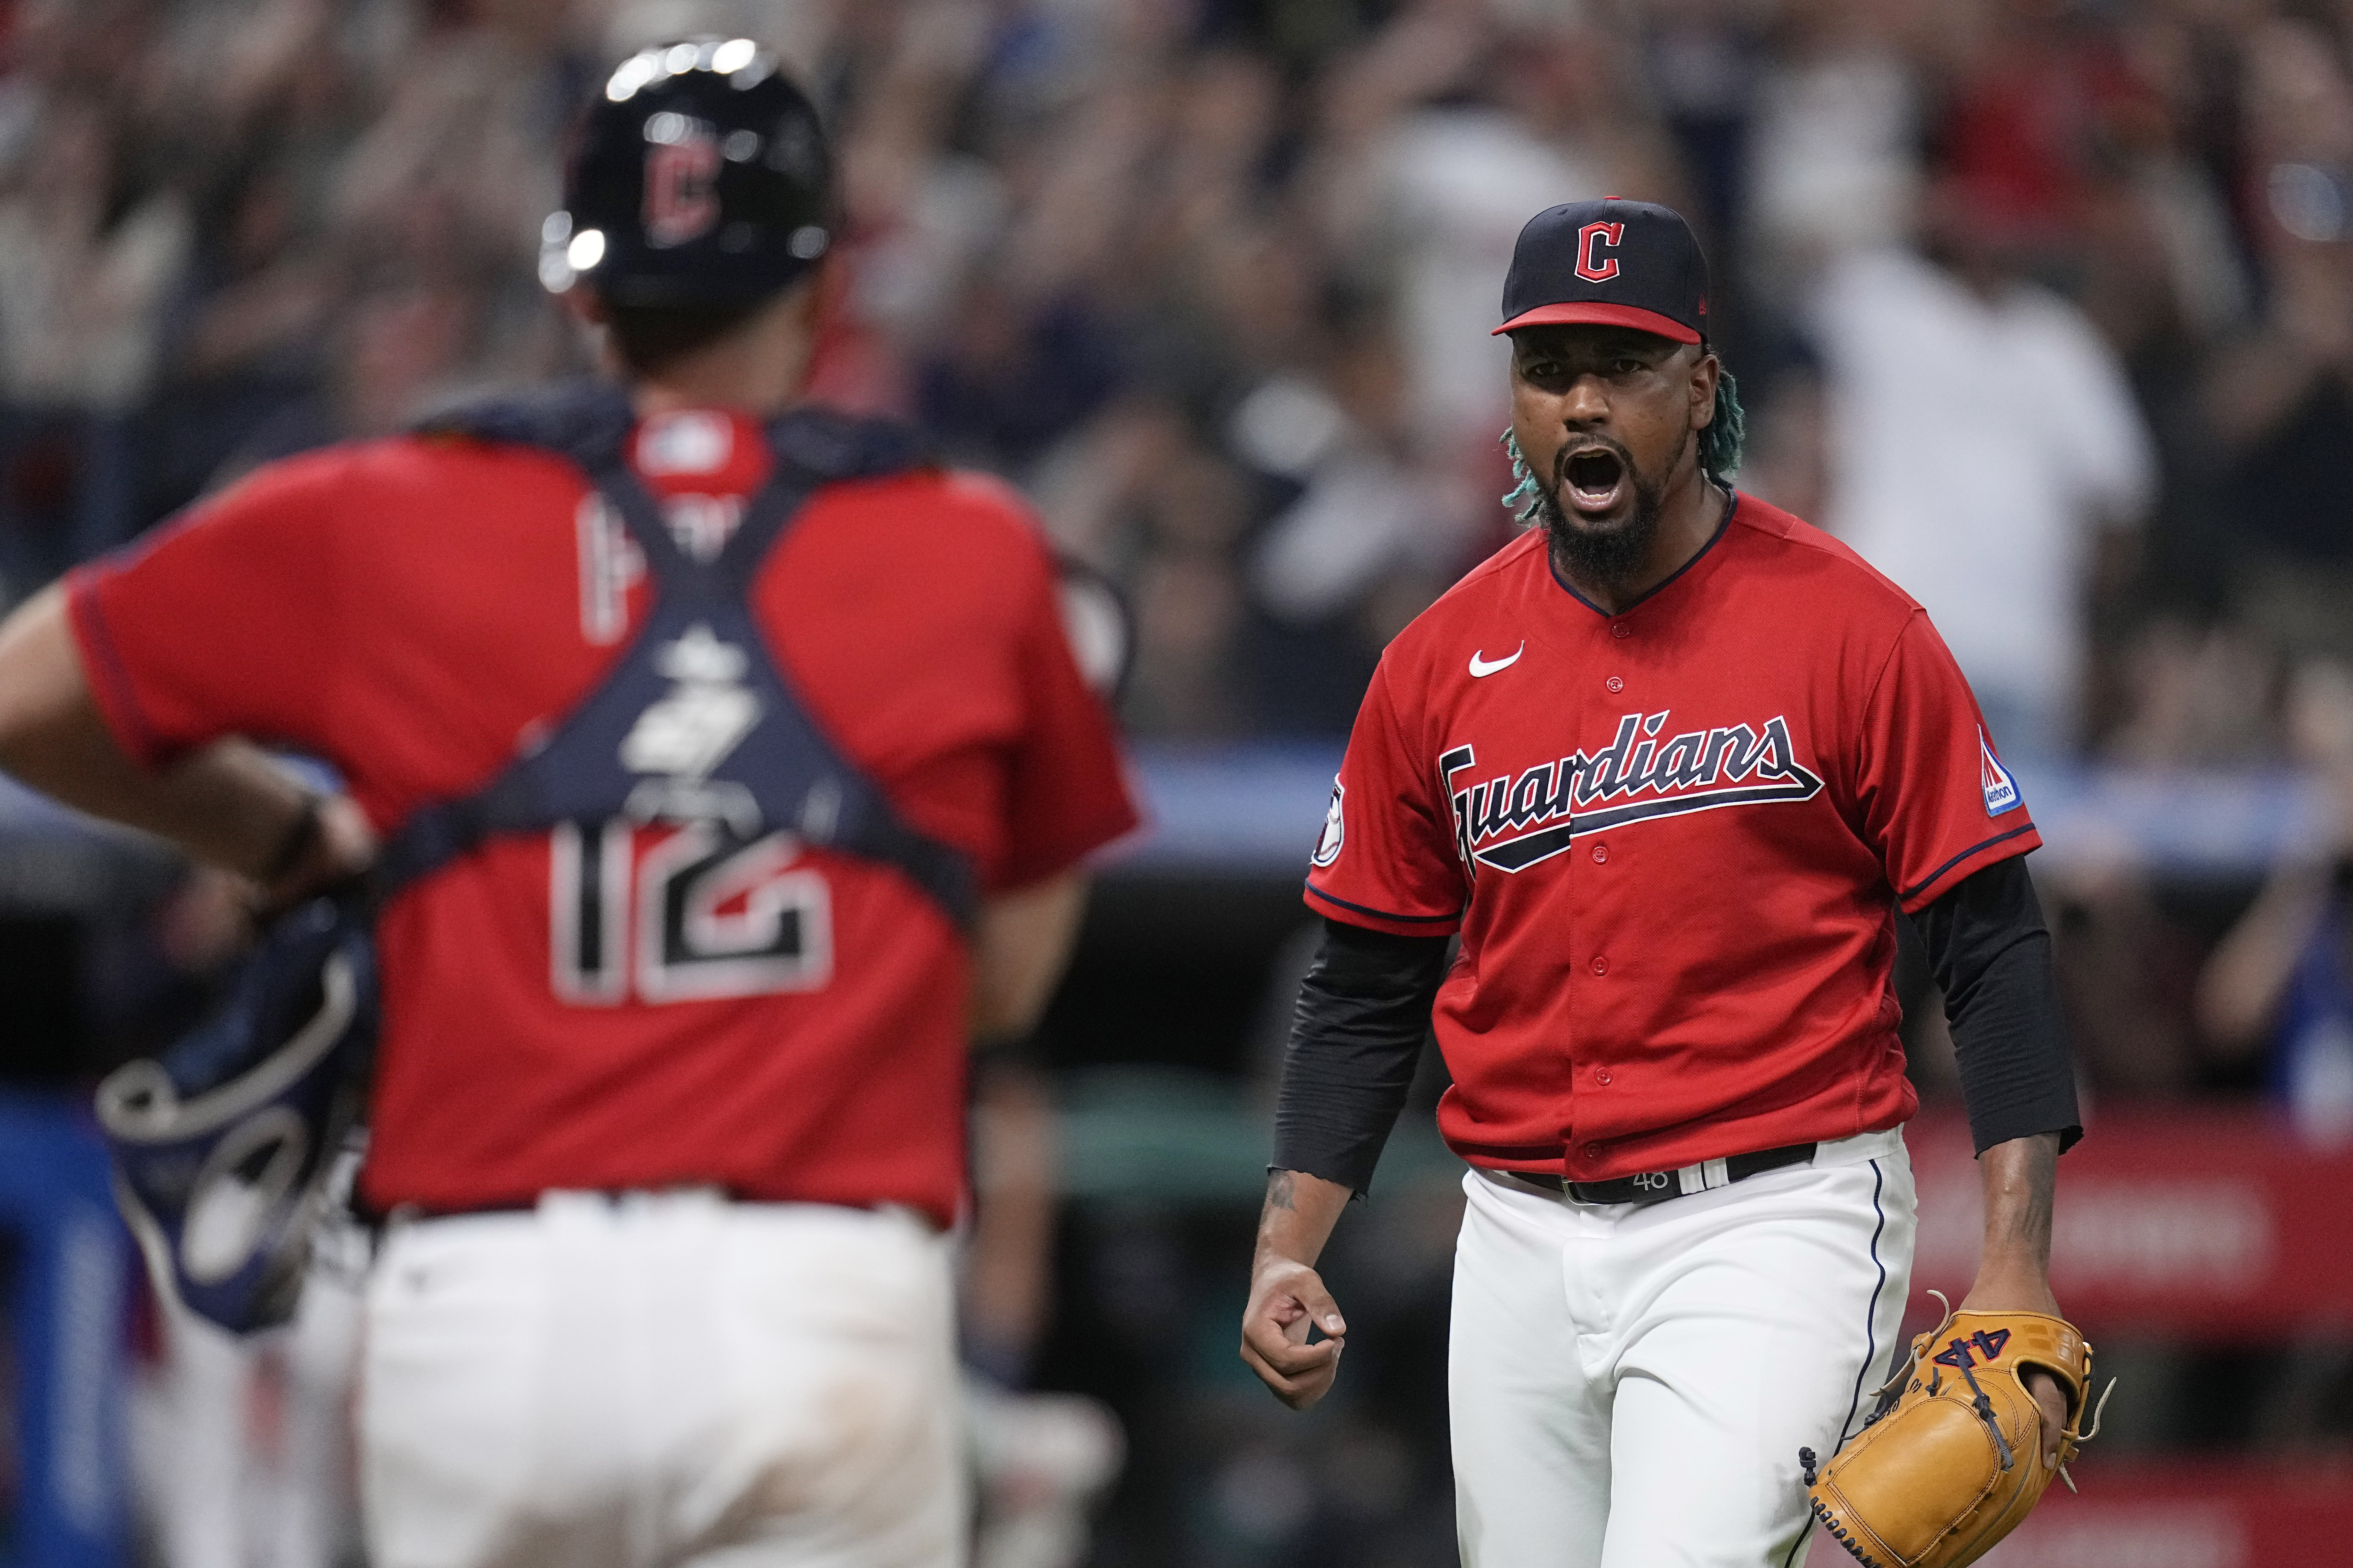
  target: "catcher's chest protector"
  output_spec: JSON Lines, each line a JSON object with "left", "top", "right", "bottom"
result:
{"left": 1806, "top": 1307, "right": 2099, "bottom": 1568}
{"left": 376, "top": 385, "right": 975, "bottom": 927}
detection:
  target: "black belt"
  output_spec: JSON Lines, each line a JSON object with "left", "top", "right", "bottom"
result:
{"left": 366, "top": 1185, "right": 748, "bottom": 1233}
{"left": 1506, "top": 1143, "right": 1817, "bottom": 1206}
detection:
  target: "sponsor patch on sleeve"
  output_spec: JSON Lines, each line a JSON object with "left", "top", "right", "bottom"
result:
{"left": 1311, "top": 779, "right": 1345, "bottom": 867}
{"left": 1979, "top": 727, "right": 2021, "bottom": 817}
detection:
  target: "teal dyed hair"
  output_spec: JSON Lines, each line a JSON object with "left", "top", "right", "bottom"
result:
{"left": 1698, "top": 366, "right": 1744, "bottom": 484}
{"left": 1498, "top": 361, "right": 1747, "bottom": 522}
{"left": 1501, "top": 429, "right": 1545, "bottom": 522}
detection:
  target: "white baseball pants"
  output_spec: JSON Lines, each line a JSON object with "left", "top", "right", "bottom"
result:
{"left": 360, "top": 1190, "right": 964, "bottom": 1568}
{"left": 1450, "top": 1129, "right": 1917, "bottom": 1568}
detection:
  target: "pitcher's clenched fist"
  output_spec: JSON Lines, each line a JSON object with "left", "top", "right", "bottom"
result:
{"left": 1238, "top": 1170, "right": 1354, "bottom": 1408}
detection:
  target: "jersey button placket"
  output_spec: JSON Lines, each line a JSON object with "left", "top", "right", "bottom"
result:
{"left": 1590, "top": 955, "right": 1608, "bottom": 976}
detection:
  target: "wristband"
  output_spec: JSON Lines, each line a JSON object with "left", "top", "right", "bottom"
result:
{"left": 262, "top": 794, "right": 325, "bottom": 885}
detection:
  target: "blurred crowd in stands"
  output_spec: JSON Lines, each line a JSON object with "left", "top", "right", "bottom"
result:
{"left": 6, "top": 0, "right": 2349, "bottom": 1110}
{"left": 3, "top": 4, "right": 2350, "bottom": 1563}
{"left": 3, "top": 0, "right": 2352, "bottom": 756}
{"left": 4, "top": 0, "right": 2351, "bottom": 1119}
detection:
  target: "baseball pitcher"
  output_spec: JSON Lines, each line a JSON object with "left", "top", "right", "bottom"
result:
{"left": 1240, "top": 199, "right": 2095, "bottom": 1568}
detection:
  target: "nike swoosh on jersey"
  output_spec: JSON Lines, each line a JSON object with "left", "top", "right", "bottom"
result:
{"left": 1468, "top": 644, "right": 1524, "bottom": 678}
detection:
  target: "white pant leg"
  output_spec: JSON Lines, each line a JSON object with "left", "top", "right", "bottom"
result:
{"left": 361, "top": 1194, "right": 964, "bottom": 1568}
{"left": 1450, "top": 1170, "right": 1614, "bottom": 1568}
{"left": 269, "top": 1265, "right": 364, "bottom": 1568}
{"left": 361, "top": 1211, "right": 568, "bottom": 1568}
{"left": 152, "top": 1304, "right": 252, "bottom": 1568}
{"left": 1598, "top": 1151, "right": 1916, "bottom": 1568}
{"left": 673, "top": 1202, "right": 965, "bottom": 1568}
{"left": 1449, "top": 1139, "right": 1915, "bottom": 1568}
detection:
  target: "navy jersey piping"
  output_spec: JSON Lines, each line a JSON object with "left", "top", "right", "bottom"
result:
{"left": 69, "top": 588, "right": 166, "bottom": 765}
{"left": 1545, "top": 485, "right": 1737, "bottom": 618}
{"left": 1898, "top": 824, "right": 2037, "bottom": 904}
{"left": 1835, "top": 1156, "right": 1891, "bottom": 1449}
{"left": 1303, "top": 881, "right": 1463, "bottom": 925}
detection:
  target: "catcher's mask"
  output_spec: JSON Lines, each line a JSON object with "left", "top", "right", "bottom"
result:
{"left": 95, "top": 897, "right": 375, "bottom": 1334}
{"left": 540, "top": 37, "right": 833, "bottom": 308}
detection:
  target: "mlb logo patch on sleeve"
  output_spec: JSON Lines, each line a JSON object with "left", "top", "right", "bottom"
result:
{"left": 1312, "top": 780, "right": 1345, "bottom": 867}
{"left": 1979, "top": 728, "right": 2021, "bottom": 816}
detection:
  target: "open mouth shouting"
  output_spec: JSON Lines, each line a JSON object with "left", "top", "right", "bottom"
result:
{"left": 1557, "top": 443, "right": 1631, "bottom": 518}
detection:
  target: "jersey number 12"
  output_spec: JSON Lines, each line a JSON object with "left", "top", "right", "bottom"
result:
{"left": 548, "top": 820, "right": 833, "bottom": 1004}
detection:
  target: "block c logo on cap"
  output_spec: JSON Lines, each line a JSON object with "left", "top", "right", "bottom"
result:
{"left": 1575, "top": 221, "right": 1625, "bottom": 283}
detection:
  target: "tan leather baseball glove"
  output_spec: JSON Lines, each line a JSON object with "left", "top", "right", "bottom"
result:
{"left": 1801, "top": 1294, "right": 2114, "bottom": 1568}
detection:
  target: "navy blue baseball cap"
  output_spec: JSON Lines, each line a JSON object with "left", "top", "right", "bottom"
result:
{"left": 1494, "top": 198, "right": 1708, "bottom": 344}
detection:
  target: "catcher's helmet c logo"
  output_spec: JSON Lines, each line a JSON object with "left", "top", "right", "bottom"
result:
{"left": 644, "top": 116, "right": 722, "bottom": 248}
{"left": 1575, "top": 221, "right": 1625, "bottom": 283}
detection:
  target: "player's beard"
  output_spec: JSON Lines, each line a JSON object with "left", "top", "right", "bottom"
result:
{"left": 1535, "top": 431, "right": 1680, "bottom": 589}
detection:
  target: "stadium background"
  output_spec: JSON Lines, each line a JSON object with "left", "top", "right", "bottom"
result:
{"left": 1, "top": 0, "right": 2350, "bottom": 1564}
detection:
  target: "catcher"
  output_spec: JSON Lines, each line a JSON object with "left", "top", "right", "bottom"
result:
{"left": 0, "top": 43, "right": 1138, "bottom": 1567}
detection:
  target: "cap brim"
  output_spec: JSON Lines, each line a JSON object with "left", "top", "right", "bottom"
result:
{"left": 1492, "top": 303, "right": 1701, "bottom": 343}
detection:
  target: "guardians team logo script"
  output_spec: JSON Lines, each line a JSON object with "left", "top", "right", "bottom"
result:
{"left": 1442, "top": 711, "right": 1824, "bottom": 875}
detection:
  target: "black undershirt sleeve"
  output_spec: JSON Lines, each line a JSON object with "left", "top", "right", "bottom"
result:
{"left": 1915, "top": 855, "right": 2083, "bottom": 1155}
{"left": 1273, "top": 861, "right": 2076, "bottom": 1191}
{"left": 1271, "top": 916, "right": 1452, "bottom": 1195}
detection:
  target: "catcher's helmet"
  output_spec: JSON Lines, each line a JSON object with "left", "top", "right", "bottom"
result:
{"left": 540, "top": 37, "right": 832, "bottom": 308}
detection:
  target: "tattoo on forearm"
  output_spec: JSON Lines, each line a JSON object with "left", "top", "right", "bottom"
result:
{"left": 1267, "top": 1170, "right": 1296, "bottom": 1212}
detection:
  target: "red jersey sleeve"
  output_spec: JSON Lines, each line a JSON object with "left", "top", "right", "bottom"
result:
{"left": 67, "top": 454, "right": 347, "bottom": 769}
{"left": 1304, "top": 657, "right": 1467, "bottom": 936}
{"left": 1855, "top": 610, "right": 2042, "bottom": 912}
{"left": 991, "top": 537, "right": 1140, "bottom": 891}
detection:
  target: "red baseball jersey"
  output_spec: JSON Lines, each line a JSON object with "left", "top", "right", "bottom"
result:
{"left": 70, "top": 407, "right": 1138, "bottom": 1225}
{"left": 1304, "top": 493, "right": 2037, "bottom": 1183}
